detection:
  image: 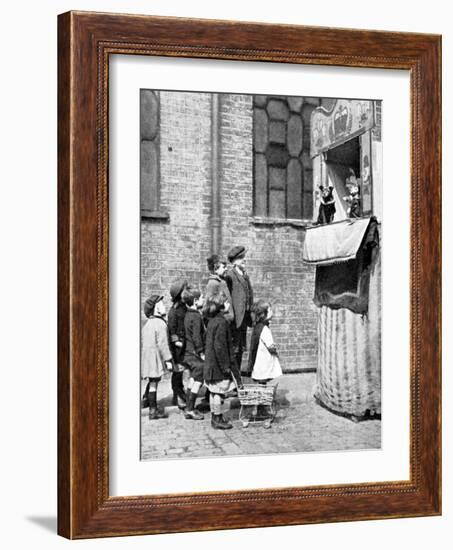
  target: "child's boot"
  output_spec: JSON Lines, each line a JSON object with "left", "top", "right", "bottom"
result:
{"left": 149, "top": 408, "right": 167, "bottom": 420}
{"left": 141, "top": 395, "right": 150, "bottom": 408}
{"left": 171, "top": 372, "right": 186, "bottom": 407}
{"left": 197, "top": 389, "right": 211, "bottom": 412}
{"left": 148, "top": 392, "right": 167, "bottom": 420}
{"left": 211, "top": 413, "right": 232, "bottom": 430}
{"left": 220, "top": 414, "right": 233, "bottom": 429}
{"left": 185, "top": 392, "right": 204, "bottom": 420}
{"left": 141, "top": 380, "right": 150, "bottom": 408}
{"left": 176, "top": 373, "right": 187, "bottom": 409}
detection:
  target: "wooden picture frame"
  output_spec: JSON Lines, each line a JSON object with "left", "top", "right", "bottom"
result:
{"left": 58, "top": 10, "right": 441, "bottom": 539}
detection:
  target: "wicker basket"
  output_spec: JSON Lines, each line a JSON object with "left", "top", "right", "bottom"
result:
{"left": 238, "top": 384, "right": 277, "bottom": 406}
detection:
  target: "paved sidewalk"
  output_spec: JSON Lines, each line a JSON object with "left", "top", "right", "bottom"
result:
{"left": 141, "top": 371, "right": 381, "bottom": 461}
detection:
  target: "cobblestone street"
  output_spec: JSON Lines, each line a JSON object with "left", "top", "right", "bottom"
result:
{"left": 141, "top": 372, "right": 381, "bottom": 460}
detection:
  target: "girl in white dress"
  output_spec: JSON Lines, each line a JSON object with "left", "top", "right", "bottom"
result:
{"left": 247, "top": 301, "right": 282, "bottom": 427}
{"left": 249, "top": 300, "right": 282, "bottom": 382}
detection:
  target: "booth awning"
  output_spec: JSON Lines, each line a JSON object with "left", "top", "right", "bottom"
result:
{"left": 303, "top": 217, "right": 380, "bottom": 315}
{"left": 302, "top": 218, "right": 372, "bottom": 266}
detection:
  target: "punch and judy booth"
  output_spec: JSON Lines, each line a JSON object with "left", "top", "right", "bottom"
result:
{"left": 303, "top": 99, "right": 382, "bottom": 420}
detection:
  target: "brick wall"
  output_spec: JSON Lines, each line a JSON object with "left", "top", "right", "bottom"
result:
{"left": 141, "top": 91, "right": 212, "bottom": 306}
{"left": 141, "top": 91, "right": 318, "bottom": 371}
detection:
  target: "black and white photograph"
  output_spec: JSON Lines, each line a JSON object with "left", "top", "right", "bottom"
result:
{"left": 140, "top": 90, "right": 382, "bottom": 460}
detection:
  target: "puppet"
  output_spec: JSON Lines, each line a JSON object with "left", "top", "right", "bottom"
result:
{"left": 316, "top": 185, "right": 336, "bottom": 225}
{"left": 344, "top": 169, "right": 361, "bottom": 218}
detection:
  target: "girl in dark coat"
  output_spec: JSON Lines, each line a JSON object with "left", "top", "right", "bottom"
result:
{"left": 181, "top": 288, "right": 205, "bottom": 420}
{"left": 203, "top": 293, "right": 239, "bottom": 430}
{"left": 167, "top": 279, "right": 189, "bottom": 409}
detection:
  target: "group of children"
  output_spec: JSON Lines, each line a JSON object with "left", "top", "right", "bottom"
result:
{"left": 141, "top": 252, "right": 282, "bottom": 430}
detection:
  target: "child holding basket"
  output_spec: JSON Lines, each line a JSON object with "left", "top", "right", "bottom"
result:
{"left": 247, "top": 300, "right": 282, "bottom": 427}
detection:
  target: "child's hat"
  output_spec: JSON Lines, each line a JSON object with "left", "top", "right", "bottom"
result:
{"left": 206, "top": 254, "right": 226, "bottom": 271}
{"left": 170, "top": 279, "right": 188, "bottom": 301}
{"left": 227, "top": 245, "right": 246, "bottom": 263}
{"left": 144, "top": 294, "right": 163, "bottom": 318}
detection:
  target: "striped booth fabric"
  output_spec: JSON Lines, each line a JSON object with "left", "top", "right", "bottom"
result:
{"left": 303, "top": 218, "right": 381, "bottom": 419}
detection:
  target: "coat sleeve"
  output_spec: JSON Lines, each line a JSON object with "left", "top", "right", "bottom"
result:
{"left": 223, "top": 271, "right": 239, "bottom": 320}
{"left": 192, "top": 315, "right": 205, "bottom": 354}
{"left": 213, "top": 321, "right": 232, "bottom": 374}
{"left": 157, "top": 322, "right": 173, "bottom": 362}
{"left": 223, "top": 270, "right": 233, "bottom": 293}
{"left": 220, "top": 281, "right": 235, "bottom": 323}
{"left": 249, "top": 276, "right": 254, "bottom": 305}
{"left": 167, "top": 308, "right": 180, "bottom": 344}
{"left": 243, "top": 272, "right": 253, "bottom": 305}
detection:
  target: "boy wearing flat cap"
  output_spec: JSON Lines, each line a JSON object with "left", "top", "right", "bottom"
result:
{"left": 141, "top": 294, "right": 174, "bottom": 420}
{"left": 224, "top": 245, "right": 254, "bottom": 375}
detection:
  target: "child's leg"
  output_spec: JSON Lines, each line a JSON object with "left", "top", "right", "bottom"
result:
{"left": 219, "top": 394, "right": 231, "bottom": 420}
{"left": 141, "top": 377, "right": 149, "bottom": 409}
{"left": 197, "top": 387, "right": 211, "bottom": 412}
{"left": 141, "top": 378, "right": 150, "bottom": 407}
{"left": 252, "top": 379, "right": 270, "bottom": 418}
{"left": 185, "top": 358, "right": 204, "bottom": 419}
{"left": 187, "top": 378, "right": 202, "bottom": 400}
{"left": 171, "top": 369, "right": 186, "bottom": 409}
{"left": 196, "top": 369, "right": 210, "bottom": 412}
{"left": 210, "top": 392, "right": 232, "bottom": 429}
{"left": 185, "top": 375, "right": 193, "bottom": 402}
{"left": 209, "top": 392, "right": 222, "bottom": 415}
{"left": 148, "top": 380, "right": 166, "bottom": 420}
{"left": 259, "top": 380, "right": 275, "bottom": 427}
{"left": 171, "top": 371, "right": 177, "bottom": 401}
{"left": 147, "top": 380, "right": 157, "bottom": 416}
{"left": 185, "top": 378, "right": 203, "bottom": 420}
{"left": 185, "top": 374, "right": 193, "bottom": 403}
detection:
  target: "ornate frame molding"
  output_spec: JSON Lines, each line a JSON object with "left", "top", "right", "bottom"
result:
{"left": 58, "top": 11, "right": 441, "bottom": 538}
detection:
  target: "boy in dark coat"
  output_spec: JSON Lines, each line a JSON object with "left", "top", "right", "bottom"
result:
{"left": 224, "top": 246, "right": 254, "bottom": 375}
{"left": 203, "top": 293, "right": 239, "bottom": 430}
{"left": 167, "top": 279, "right": 189, "bottom": 409}
{"left": 181, "top": 288, "right": 205, "bottom": 420}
